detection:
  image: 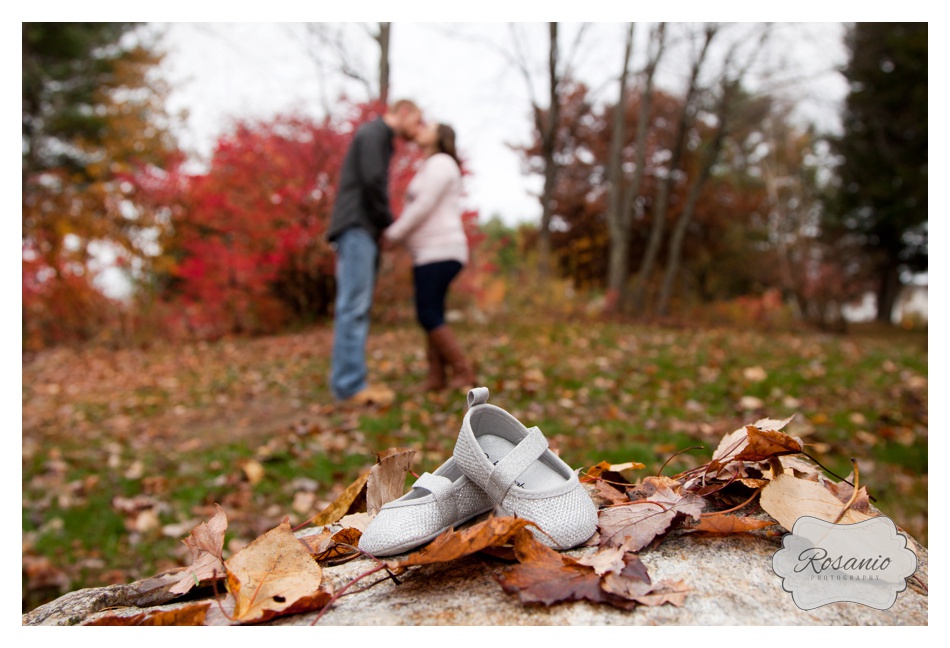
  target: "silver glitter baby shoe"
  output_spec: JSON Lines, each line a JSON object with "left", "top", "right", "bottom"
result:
{"left": 452, "top": 387, "right": 597, "bottom": 549}
{"left": 357, "top": 456, "right": 494, "bottom": 557}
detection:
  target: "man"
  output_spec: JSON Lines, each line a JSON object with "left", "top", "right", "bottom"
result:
{"left": 327, "top": 99, "right": 423, "bottom": 405}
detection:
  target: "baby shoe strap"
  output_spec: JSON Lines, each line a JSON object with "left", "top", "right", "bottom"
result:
{"left": 485, "top": 426, "right": 549, "bottom": 503}
{"left": 413, "top": 472, "right": 459, "bottom": 527}
{"left": 467, "top": 387, "right": 490, "bottom": 409}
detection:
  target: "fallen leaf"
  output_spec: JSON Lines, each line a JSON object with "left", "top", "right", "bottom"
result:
{"left": 575, "top": 546, "right": 627, "bottom": 576}
{"left": 598, "top": 488, "right": 705, "bottom": 552}
{"left": 591, "top": 480, "right": 629, "bottom": 506}
{"left": 307, "top": 471, "right": 369, "bottom": 527}
{"left": 84, "top": 602, "right": 210, "bottom": 626}
{"left": 499, "top": 532, "right": 683, "bottom": 610}
{"left": 304, "top": 527, "right": 363, "bottom": 565}
{"left": 752, "top": 415, "right": 796, "bottom": 432}
{"left": 168, "top": 504, "right": 228, "bottom": 596}
{"left": 241, "top": 459, "right": 265, "bottom": 485}
{"left": 224, "top": 518, "right": 330, "bottom": 623}
{"left": 820, "top": 478, "right": 873, "bottom": 514}
{"left": 600, "top": 553, "right": 653, "bottom": 599}
{"left": 337, "top": 511, "right": 372, "bottom": 532}
{"left": 691, "top": 513, "right": 775, "bottom": 534}
{"left": 392, "top": 516, "right": 538, "bottom": 568}
{"left": 625, "top": 579, "right": 690, "bottom": 607}
{"left": 759, "top": 474, "right": 876, "bottom": 531}
{"left": 498, "top": 530, "right": 637, "bottom": 610}
{"left": 366, "top": 448, "right": 415, "bottom": 516}
{"left": 734, "top": 426, "right": 803, "bottom": 462}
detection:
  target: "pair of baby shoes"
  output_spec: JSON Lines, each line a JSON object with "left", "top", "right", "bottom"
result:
{"left": 358, "top": 387, "right": 597, "bottom": 556}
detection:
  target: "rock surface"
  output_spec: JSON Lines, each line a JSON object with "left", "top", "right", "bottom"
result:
{"left": 23, "top": 526, "right": 927, "bottom": 626}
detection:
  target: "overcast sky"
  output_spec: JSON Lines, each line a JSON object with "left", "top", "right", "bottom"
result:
{"left": 153, "top": 22, "right": 850, "bottom": 225}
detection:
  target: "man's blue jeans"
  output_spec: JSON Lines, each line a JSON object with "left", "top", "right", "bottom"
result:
{"left": 330, "top": 227, "right": 378, "bottom": 400}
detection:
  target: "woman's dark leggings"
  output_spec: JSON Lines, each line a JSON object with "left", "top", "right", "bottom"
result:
{"left": 413, "top": 260, "right": 463, "bottom": 332}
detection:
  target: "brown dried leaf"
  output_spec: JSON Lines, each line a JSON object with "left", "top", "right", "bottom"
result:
{"left": 599, "top": 553, "right": 653, "bottom": 599}
{"left": 820, "top": 478, "right": 873, "bottom": 514}
{"left": 737, "top": 478, "right": 770, "bottom": 489}
{"left": 391, "top": 516, "right": 537, "bottom": 569}
{"left": 498, "top": 531, "right": 637, "bottom": 610}
{"left": 759, "top": 474, "right": 876, "bottom": 531}
{"left": 599, "top": 489, "right": 705, "bottom": 552}
{"left": 307, "top": 471, "right": 369, "bottom": 528}
{"left": 84, "top": 602, "right": 211, "bottom": 626}
{"left": 366, "top": 448, "right": 415, "bottom": 516}
{"left": 575, "top": 546, "right": 627, "bottom": 576}
{"left": 627, "top": 579, "right": 690, "bottom": 607}
{"left": 711, "top": 427, "right": 749, "bottom": 463}
{"left": 692, "top": 513, "right": 775, "bottom": 534}
{"left": 168, "top": 504, "right": 227, "bottom": 596}
{"left": 224, "top": 518, "right": 330, "bottom": 624}
{"left": 240, "top": 459, "right": 265, "bottom": 485}
{"left": 305, "top": 527, "right": 363, "bottom": 565}
{"left": 591, "top": 480, "right": 629, "bottom": 506}
{"left": 734, "top": 426, "right": 803, "bottom": 462}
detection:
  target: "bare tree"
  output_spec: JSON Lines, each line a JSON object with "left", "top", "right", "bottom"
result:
{"left": 605, "top": 23, "right": 667, "bottom": 314}
{"left": 299, "top": 23, "right": 392, "bottom": 104}
{"left": 655, "top": 25, "right": 772, "bottom": 316}
{"left": 630, "top": 23, "right": 717, "bottom": 313}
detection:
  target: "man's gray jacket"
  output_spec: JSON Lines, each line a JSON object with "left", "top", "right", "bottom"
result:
{"left": 327, "top": 117, "right": 395, "bottom": 242}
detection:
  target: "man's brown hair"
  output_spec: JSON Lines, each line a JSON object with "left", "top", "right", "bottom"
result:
{"left": 389, "top": 99, "right": 420, "bottom": 114}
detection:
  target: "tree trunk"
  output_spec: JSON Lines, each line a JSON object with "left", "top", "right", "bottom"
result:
{"left": 631, "top": 26, "right": 715, "bottom": 313}
{"left": 604, "top": 23, "right": 636, "bottom": 314}
{"left": 536, "top": 22, "right": 560, "bottom": 277}
{"left": 654, "top": 135, "right": 720, "bottom": 316}
{"left": 376, "top": 23, "right": 391, "bottom": 105}
{"left": 876, "top": 261, "right": 902, "bottom": 324}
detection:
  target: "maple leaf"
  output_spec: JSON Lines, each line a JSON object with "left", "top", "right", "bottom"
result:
{"left": 366, "top": 448, "right": 415, "bottom": 516}
{"left": 390, "top": 516, "right": 538, "bottom": 569}
{"left": 691, "top": 513, "right": 775, "bottom": 534}
{"left": 759, "top": 474, "right": 876, "bottom": 531}
{"left": 734, "top": 426, "right": 803, "bottom": 462}
{"left": 224, "top": 518, "right": 330, "bottom": 624}
{"left": 84, "top": 602, "right": 211, "bottom": 626}
{"left": 498, "top": 530, "right": 638, "bottom": 610}
{"left": 598, "top": 488, "right": 705, "bottom": 552}
{"left": 168, "top": 504, "right": 228, "bottom": 596}
{"left": 499, "top": 532, "right": 686, "bottom": 610}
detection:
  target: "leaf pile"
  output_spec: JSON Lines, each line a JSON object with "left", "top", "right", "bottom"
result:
{"left": 85, "top": 415, "right": 897, "bottom": 624}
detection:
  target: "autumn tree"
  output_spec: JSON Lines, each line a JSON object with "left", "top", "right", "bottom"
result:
{"left": 828, "top": 22, "right": 927, "bottom": 323}
{"left": 22, "top": 23, "right": 179, "bottom": 348}
{"left": 605, "top": 23, "right": 666, "bottom": 314}
{"left": 631, "top": 24, "right": 717, "bottom": 313}
{"left": 129, "top": 103, "right": 480, "bottom": 340}
{"left": 656, "top": 26, "right": 769, "bottom": 315}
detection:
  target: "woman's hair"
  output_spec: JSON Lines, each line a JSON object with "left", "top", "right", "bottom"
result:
{"left": 436, "top": 124, "right": 461, "bottom": 168}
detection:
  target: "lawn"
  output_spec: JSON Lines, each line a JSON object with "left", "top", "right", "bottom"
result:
{"left": 21, "top": 318, "right": 928, "bottom": 612}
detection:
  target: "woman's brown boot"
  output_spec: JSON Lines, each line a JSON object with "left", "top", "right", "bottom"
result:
{"left": 428, "top": 325, "right": 476, "bottom": 389}
{"left": 423, "top": 332, "right": 446, "bottom": 391}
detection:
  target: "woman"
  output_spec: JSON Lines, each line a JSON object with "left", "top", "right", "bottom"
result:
{"left": 384, "top": 122, "right": 475, "bottom": 391}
